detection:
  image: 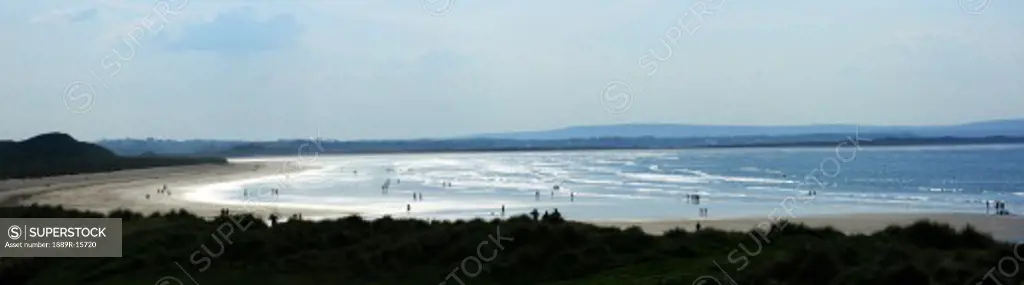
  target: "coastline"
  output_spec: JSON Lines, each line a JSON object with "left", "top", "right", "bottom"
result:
{"left": 3, "top": 161, "right": 1023, "bottom": 241}
{"left": 0, "top": 161, "right": 348, "bottom": 218}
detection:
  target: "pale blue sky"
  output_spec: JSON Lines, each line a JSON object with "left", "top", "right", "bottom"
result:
{"left": 1, "top": 0, "right": 1022, "bottom": 141}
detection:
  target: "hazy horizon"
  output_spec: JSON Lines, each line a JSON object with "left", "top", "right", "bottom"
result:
{"left": 5, "top": 117, "right": 1022, "bottom": 142}
{"left": 3, "top": 0, "right": 1023, "bottom": 141}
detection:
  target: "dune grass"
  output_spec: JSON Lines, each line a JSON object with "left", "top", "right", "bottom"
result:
{"left": 0, "top": 204, "right": 1020, "bottom": 285}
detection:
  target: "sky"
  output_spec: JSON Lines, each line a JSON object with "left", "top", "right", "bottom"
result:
{"left": 1, "top": 0, "right": 1022, "bottom": 141}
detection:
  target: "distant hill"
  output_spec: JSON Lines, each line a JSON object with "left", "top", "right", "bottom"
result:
{"left": 471, "top": 119, "right": 1024, "bottom": 140}
{"left": 0, "top": 133, "right": 116, "bottom": 161}
{"left": 174, "top": 134, "right": 1024, "bottom": 158}
{"left": 90, "top": 119, "right": 1024, "bottom": 157}
{"left": 0, "top": 133, "right": 227, "bottom": 179}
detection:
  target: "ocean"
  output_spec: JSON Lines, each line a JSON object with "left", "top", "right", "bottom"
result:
{"left": 182, "top": 144, "right": 1024, "bottom": 221}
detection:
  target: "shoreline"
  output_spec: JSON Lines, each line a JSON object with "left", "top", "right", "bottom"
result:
{"left": 3, "top": 162, "right": 1023, "bottom": 241}
{"left": 0, "top": 161, "right": 347, "bottom": 218}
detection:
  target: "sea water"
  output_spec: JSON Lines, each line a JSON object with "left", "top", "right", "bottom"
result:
{"left": 183, "top": 144, "right": 1024, "bottom": 221}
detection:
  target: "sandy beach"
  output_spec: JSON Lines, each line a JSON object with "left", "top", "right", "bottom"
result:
{"left": 0, "top": 161, "right": 352, "bottom": 218}
{"left": 2, "top": 161, "right": 1023, "bottom": 241}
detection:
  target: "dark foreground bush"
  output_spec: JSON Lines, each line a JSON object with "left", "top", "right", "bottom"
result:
{"left": 0, "top": 205, "right": 1021, "bottom": 285}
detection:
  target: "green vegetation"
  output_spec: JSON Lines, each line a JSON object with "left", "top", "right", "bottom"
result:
{"left": 0, "top": 133, "right": 226, "bottom": 179}
{"left": 1, "top": 205, "right": 1021, "bottom": 285}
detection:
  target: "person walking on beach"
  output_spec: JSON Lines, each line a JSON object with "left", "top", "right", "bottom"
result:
{"left": 570, "top": 192, "right": 575, "bottom": 202}
{"left": 407, "top": 204, "right": 411, "bottom": 213}
{"left": 987, "top": 200, "right": 991, "bottom": 214}
{"left": 535, "top": 190, "right": 540, "bottom": 201}
{"left": 695, "top": 222, "right": 702, "bottom": 231}
{"left": 501, "top": 204, "right": 505, "bottom": 216}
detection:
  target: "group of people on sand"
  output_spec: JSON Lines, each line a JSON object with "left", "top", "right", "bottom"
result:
{"left": 381, "top": 179, "right": 392, "bottom": 194}
{"left": 243, "top": 188, "right": 279, "bottom": 198}
{"left": 685, "top": 194, "right": 710, "bottom": 219}
{"left": 407, "top": 193, "right": 425, "bottom": 213}
{"left": 536, "top": 190, "right": 576, "bottom": 202}
{"left": 688, "top": 195, "right": 710, "bottom": 230}
{"left": 147, "top": 184, "right": 172, "bottom": 200}
{"left": 988, "top": 200, "right": 1012, "bottom": 216}
{"left": 382, "top": 175, "right": 404, "bottom": 195}
{"left": 684, "top": 193, "right": 701, "bottom": 205}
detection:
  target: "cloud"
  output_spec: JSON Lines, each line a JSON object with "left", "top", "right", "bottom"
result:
{"left": 3, "top": 0, "right": 1024, "bottom": 141}
{"left": 161, "top": 7, "right": 301, "bottom": 54}
{"left": 31, "top": 7, "right": 99, "bottom": 24}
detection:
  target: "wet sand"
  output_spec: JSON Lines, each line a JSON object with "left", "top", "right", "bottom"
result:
{"left": 0, "top": 161, "right": 350, "bottom": 218}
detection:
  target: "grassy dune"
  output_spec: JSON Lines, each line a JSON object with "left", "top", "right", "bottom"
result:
{"left": 1, "top": 205, "right": 1021, "bottom": 285}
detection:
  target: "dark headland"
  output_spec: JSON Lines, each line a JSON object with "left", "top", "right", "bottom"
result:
{"left": 0, "top": 132, "right": 226, "bottom": 179}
